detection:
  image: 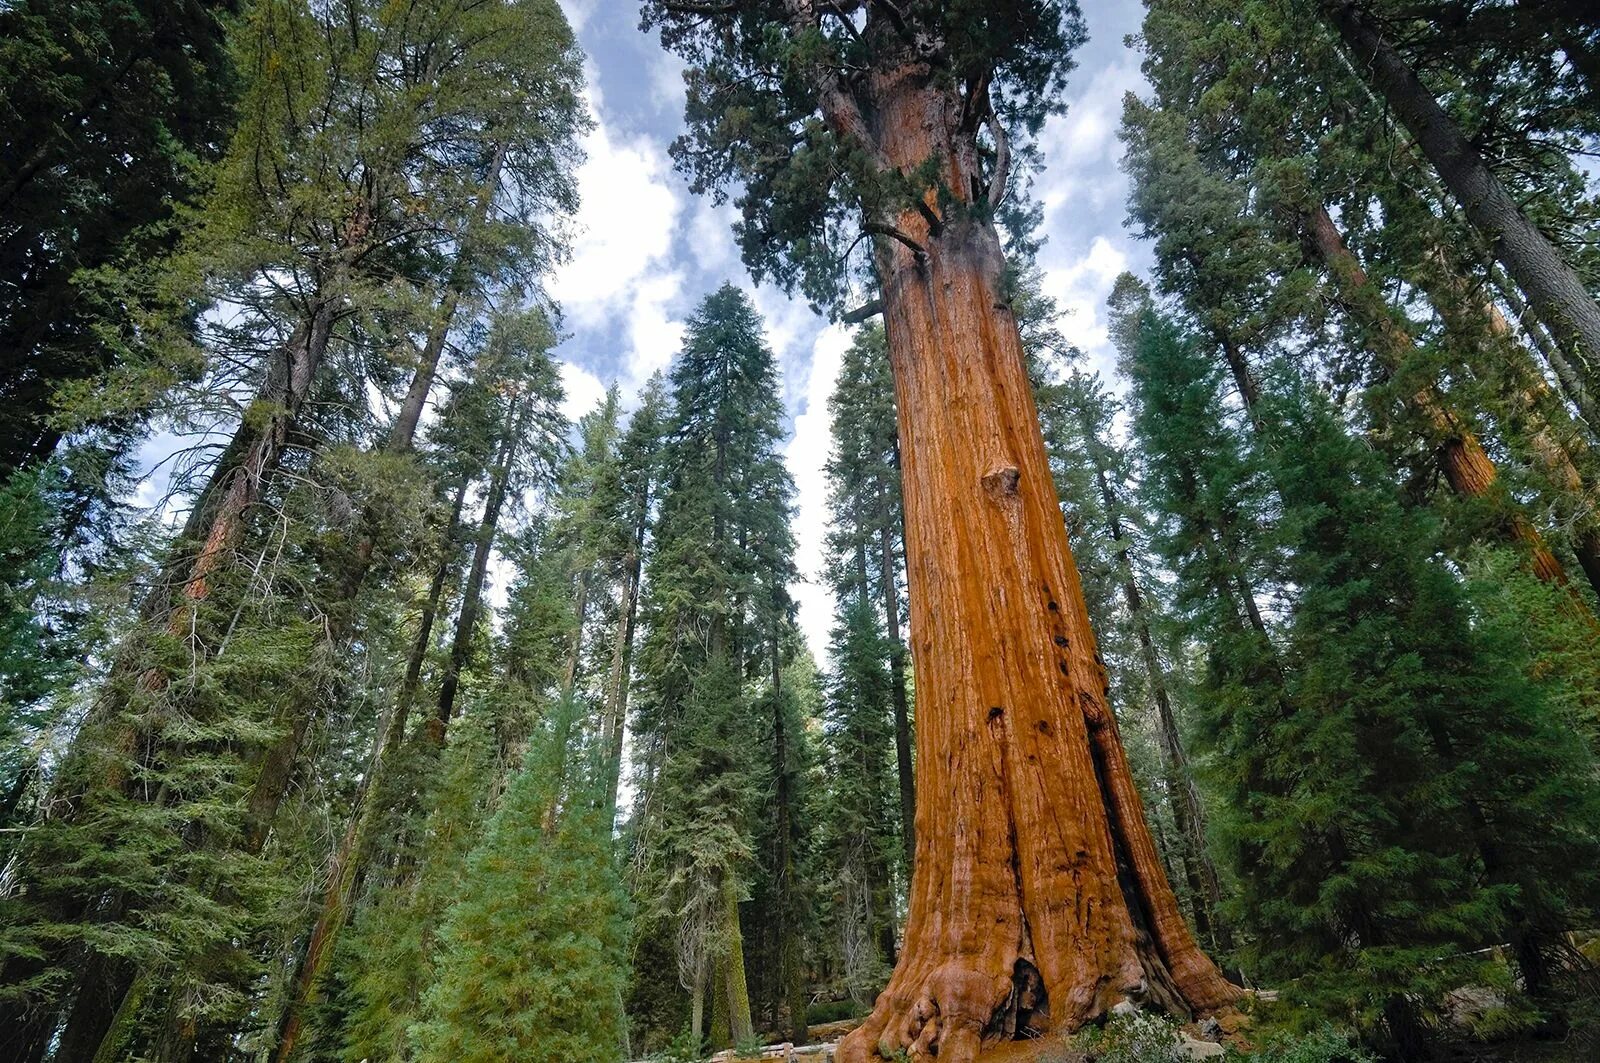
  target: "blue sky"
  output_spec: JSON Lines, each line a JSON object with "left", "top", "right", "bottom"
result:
{"left": 551, "top": 1, "right": 1155, "bottom": 658}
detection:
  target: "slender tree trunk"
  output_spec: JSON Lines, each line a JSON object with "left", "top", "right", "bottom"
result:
{"left": 604, "top": 451, "right": 655, "bottom": 818}
{"left": 400, "top": 476, "right": 472, "bottom": 717}
{"left": 1416, "top": 244, "right": 1600, "bottom": 598}
{"left": 770, "top": 619, "right": 808, "bottom": 1044}
{"left": 1323, "top": 0, "right": 1600, "bottom": 383}
{"left": 1494, "top": 265, "right": 1600, "bottom": 428}
{"left": 1301, "top": 204, "right": 1580, "bottom": 593}
{"left": 602, "top": 550, "right": 641, "bottom": 821}
{"left": 878, "top": 483, "right": 915, "bottom": 877}
{"left": 433, "top": 400, "right": 526, "bottom": 737}
{"left": 1078, "top": 411, "right": 1228, "bottom": 952}
{"left": 541, "top": 568, "right": 591, "bottom": 830}
{"left": 383, "top": 144, "right": 504, "bottom": 454}
{"left": 269, "top": 477, "right": 473, "bottom": 1063}
{"left": 721, "top": 875, "right": 755, "bottom": 1046}
{"left": 837, "top": 64, "right": 1237, "bottom": 1063}
{"left": 690, "top": 958, "right": 708, "bottom": 1046}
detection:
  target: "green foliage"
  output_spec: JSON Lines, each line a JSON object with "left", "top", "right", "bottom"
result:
{"left": 0, "top": 0, "right": 236, "bottom": 476}
{"left": 1244, "top": 1023, "right": 1376, "bottom": 1063}
{"left": 416, "top": 698, "right": 629, "bottom": 1063}
{"left": 629, "top": 285, "right": 803, "bottom": 1046}
{"left": 641, "top": 1, "right": 1085, "bottom": 310}
{"left": 1075, "top": 1010, "right": 1189, "bottom": 1063}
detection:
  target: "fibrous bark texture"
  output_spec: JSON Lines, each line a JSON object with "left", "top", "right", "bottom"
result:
{"left": 836, "top": 62, "right": 1238, "bottom": 1063}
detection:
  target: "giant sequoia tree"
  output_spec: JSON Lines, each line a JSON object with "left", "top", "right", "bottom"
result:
{"left": 643, "top": 4, "right": 1238, "bottom": 1057}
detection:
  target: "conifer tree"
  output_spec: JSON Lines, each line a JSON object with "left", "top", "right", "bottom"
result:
{"left": 595, "top": 375, "right": 669, "bottom": 820}
{"left": 1127, "top": 0, "right": 1600, "bottom": 605}
{"left": 642, "top": 8, "right": 1239, "bottom": 1054}
{"left": 414, "top": 701, "right": 629, "bottom": 1063}
{"left": 1319, "top": 1, "right": 1600, "bottom": 378}
{"left": 819, "top": 595, "right": 901, "bottom": 1004}
{"left": 630, "top": 285, "right": 798, "bottom": 1050}
{"left": 823, "top": 325, "right": 914, "bottom": 871}
{"left": 0, "top": 0, "right": 236, "bottom": 479}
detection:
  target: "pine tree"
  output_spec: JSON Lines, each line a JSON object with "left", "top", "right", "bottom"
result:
{"left": 1127, "top": 0, "right": 1600, "bottom": 605}
{"left": 1319, "top": 1, "right": 1600, "bottom": 380}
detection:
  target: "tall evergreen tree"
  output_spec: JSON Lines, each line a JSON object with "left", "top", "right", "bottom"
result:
{"left": 629, "top": 285, "right": 798, "bottom": 1051}
{"left": 822, "top": 324, "right": 913, "bottom": 875}
{"left": 0, "top": 0, "right": 236, "bottom": 480}
{"left": 642, "top": 8, "right": 1239, "bottom": 1055}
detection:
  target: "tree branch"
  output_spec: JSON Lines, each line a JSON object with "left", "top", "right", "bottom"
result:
{"left": 842, "top": 298, "right": 883, "bottom": 324}
{"left": 658, "top": 1, "right": 738, "bottom": 13}
{"left": 985, "top": 113, "right": 1010, "bottom": 208}
{"left": 865, "top": 222, "right": 927, "bottom": 262}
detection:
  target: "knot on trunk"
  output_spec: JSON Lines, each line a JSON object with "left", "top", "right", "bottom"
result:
{"left": 982, "top": 464, "right": 1021, "bottom": 501}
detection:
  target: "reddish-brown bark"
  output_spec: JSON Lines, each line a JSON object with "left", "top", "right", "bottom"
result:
{"left": 1300, "top": 204, "right": 1577, "bottom": 591}
{"left": 835, "top": 59, "right": 1238, "bottom": 1063}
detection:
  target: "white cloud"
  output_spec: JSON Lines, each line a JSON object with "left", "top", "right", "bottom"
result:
{"left": 551, "top": 98, "right": 687, "bottom": 397}
{"left": 786, "top": 324, "right": 851, "bottom": 667}
{"left": 624, "top": 270, "right": 687, "bottom": 390}
{"left": 560, "top": 360, "right": 607, "bottom": 423}
{"left": 1041, "top": 235, "right": 1130, "bottom": 378}
{"left": 561, "top": 0, "right": 599, "bottom": 33}
{"left": 648, "top": 46, "right": 688, "bottom": 117}
{"left": 552, "top": 116, "right": 681, "bottom": 326}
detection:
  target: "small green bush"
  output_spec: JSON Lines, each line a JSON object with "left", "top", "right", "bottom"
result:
{"left": 1075, "top": 1011, "right": 1188, "bottom": 1063}
{"left": 1244, "top": 1023, "right": 1374, "bottom": 1063}
{"left": 807, "top": 998, "right": 869, "bottom": 1025}
{"left": 649, "top": 1028, "right": 705, "bottom": 1063}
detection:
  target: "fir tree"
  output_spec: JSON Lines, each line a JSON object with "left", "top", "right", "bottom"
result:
{"left": 630, "top": 284, "right": 797, "bottom": 1050}
{"left": 415, "top": 699, "right": 629, "bottom": 1063}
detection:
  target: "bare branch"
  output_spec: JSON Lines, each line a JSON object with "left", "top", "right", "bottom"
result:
{"left": 842, "top": 298, "right": 883, "bottom": 324}
{"left": 865, "top": 222, "right": 927, "bottom": 261}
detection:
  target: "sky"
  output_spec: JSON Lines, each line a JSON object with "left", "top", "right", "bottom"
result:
{"left": 124, "top": 1, "right": 1156, "bottom": 666}
{"left": 550, "top": 0, "right": 1154, "bottom": 661}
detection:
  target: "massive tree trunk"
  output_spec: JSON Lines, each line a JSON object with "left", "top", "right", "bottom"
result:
{"left": 1323, "top": 0, "right": 1600, "bottom": 387}
{"left": 1300, "top": 204, "right": 1580, "bottom": 593}
{"left": 837, "top": 63, "right": 1238, "bottom": 1063}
